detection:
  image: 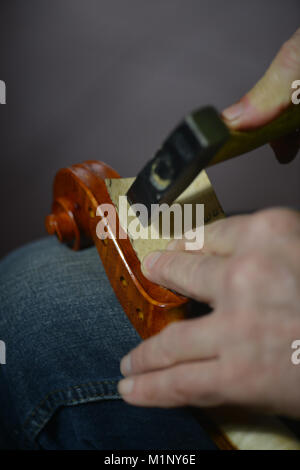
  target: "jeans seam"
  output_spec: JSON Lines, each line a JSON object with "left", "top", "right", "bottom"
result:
{"left": 22, "top": 379, "right": 122, "bottom": 445}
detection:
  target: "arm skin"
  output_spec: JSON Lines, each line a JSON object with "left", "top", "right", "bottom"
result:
{"left": 118, "top": 29, "right": 300, "bottom": 418}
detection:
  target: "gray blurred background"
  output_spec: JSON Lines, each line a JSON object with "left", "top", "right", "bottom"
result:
{"left": 0, "top": 0, "right": 299, "bottom": 259}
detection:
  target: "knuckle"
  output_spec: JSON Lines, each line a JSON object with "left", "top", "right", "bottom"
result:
{"left": 225, "top": 254, "right": 258, "bottom": 291}
{"left": 171, "top": 368, "right": 220, "bottom": 406}
{"left": 225, "top": 252, "right": 274, "bottom": 293}
{"left": 224, "top": 259, "right": 245, "bottom": 292}
{"left": 137, "top": 378, "right": 160, "bottom": 403}
{"left": 158, "top": 253, "right": 182, "bottom": 283}
{"left": 132, "top": 342, "right": 150, "bottom": 371}
{"left": 154, "top": 253, "right": 171, "bottom": 280}
{"left": 161, "top": 253, "right": 199, "bottom": 292}
{"left": 158, "top": 322, "right": 181, "bottom": 366}
{"left": 171, "top": 378, "right": 192, "bottom": 404}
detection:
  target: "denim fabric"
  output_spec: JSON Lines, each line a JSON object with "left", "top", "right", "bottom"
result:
{"left": 0, "top": 238, "right": 217, "bottom": 450}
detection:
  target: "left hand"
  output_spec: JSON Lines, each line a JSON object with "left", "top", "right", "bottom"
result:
{"left": 118, "top": 208, "right": 300, "bottom": 418}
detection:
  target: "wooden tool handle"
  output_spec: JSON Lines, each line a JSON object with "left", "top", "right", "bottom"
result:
{"left": 46, "top": 160, "right": 300, "bottom": 450}
{"left": 210, "top": 104, "right": 300, "bottom": 166}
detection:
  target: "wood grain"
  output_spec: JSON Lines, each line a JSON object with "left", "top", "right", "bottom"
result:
{"left": 46, "top": 159, "right": 300, "bottom": 450}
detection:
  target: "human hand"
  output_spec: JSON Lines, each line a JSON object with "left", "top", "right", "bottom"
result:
{"left": 222, "top": 28, "right": 300, "bottom": 163}
{"left": 118, "top": 208, "right": 300, "bottom": 418}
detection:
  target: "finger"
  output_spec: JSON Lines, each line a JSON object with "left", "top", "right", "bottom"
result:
{"left": 222, "top": 28, "right": 300, "bottom": 130}
{"left": 167, "top": 215, "right": 251, "bottom": 256}
{"left": 120, "top": 314, "right": 220, "bottom": 377}
{"left": 142, "top": 250, "right": 226, "bottom": 303}
{"left": 270, "top": 128, "right": 300, "bottom": 164}
{"left": 118, "top": 360, "right": 222, "bottom": 408}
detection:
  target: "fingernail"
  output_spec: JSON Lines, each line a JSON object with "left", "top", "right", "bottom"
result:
{"left": 120, "top": 354, "right": 131, "bottom": 376}
{"left": 222, "top": 101, "right": 244, "bottom": 123}
{"left": 118, "top": 378, "right": 134, "bottom": 395}
{"left": 142, "top": 251, "right": 161, "bottom": 275}
{"left": 166, "top": 240, "right": 178, "bottom": 250}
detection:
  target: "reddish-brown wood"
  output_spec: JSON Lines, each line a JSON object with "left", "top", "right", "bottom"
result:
{"left": 46, "top": 159, "right": 235, "bottom": 449}
{"left": 46, "top": 160, "right": 191, "bottom": 338}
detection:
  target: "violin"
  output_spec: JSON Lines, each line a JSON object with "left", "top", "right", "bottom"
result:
{"left": 45, "top": 104, "right": 300, "bottom": 450}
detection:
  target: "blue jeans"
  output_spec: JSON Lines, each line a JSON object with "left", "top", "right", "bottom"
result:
{"left": 0, "top": 238, "right": 217, "bottom": 450}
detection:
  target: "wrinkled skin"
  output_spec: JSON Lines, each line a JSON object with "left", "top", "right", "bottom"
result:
{"left": 118, "top": 29, "right": 300, "bottom": 418}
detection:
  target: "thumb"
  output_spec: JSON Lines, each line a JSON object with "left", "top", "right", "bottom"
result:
{"left": 222, "top": 28, "right": 300, "bottom": 130}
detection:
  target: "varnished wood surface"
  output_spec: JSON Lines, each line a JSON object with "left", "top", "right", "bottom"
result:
{"left": 46, "top": 160, "right": 189, "bottom": 338}
{"left": 46, "top": 160, "right": 300, "bottom": 450}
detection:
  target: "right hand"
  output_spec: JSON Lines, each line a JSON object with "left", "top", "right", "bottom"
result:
{"left": 222, "top": 28, "right": 300, "bottom": 163}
